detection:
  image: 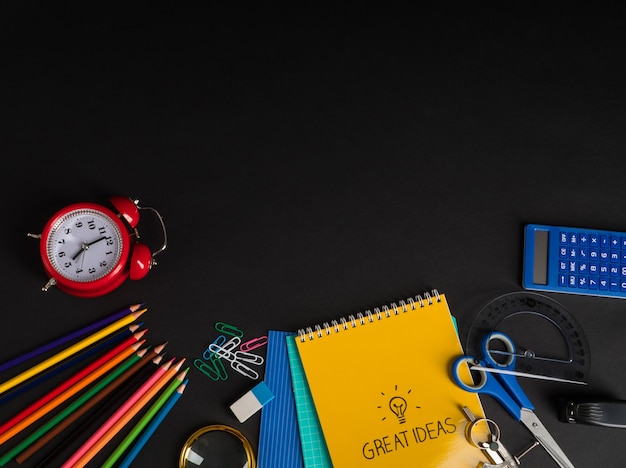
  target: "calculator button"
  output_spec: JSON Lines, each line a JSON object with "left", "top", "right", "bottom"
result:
{"left": 559, "top": 274, "right": 567, "bottom": 287}
{"left": 579, "top": 234, "right": 589, "bottom": 246}
{"left": 559, "top": 232, "right": 568, "bottom": 244}
{"left": 600, "top": 249, "right": 609, "bottom": 261}
{"left": 590, "top": 234, "right": 599, "bottom": 246}
{"left": 568, "top": 276, "right": 577, "bottom": 288}
{"left": 569, "top": 233, "right": 578, "bottom": 245}
{"left": 610, "top": 279, "right": 620, "bottom": 291}
{"left": 611, "top": 236, "right": 620, "bottom": 248}
{"left": 599, "top": 278, "right": 609, "bottom": 290}
{"left": 600, "top": 235, "right": 609, "bottom": 248}
{"left": 589, "top": 277, "right": 598, "bottom": 289}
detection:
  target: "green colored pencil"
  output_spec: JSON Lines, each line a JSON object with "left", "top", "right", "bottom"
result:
{"left": 101, "top": 367, "right": 190, "bottom": 468}
{"left": 0, "top": 348, "right": 146, "bottom": 467}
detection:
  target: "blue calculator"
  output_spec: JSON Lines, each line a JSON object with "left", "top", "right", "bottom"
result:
{"left": 523, "top": 224, "right": 626, "bottom": 299}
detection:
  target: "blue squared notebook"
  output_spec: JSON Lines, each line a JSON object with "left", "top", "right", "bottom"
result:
{"left": 257, "top": 330, "right": 304, "bottom": 468}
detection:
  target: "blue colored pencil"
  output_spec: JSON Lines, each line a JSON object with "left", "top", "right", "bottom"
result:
{"left": 116, "top": 380, "right": 187, "bottom": 468}
{"left": 0, "top": 303, "right": 143, "bottom": 375}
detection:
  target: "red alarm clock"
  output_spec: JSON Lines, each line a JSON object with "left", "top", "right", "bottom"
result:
{"left": 28, "top": 196, "right": 167, "bottom": 298}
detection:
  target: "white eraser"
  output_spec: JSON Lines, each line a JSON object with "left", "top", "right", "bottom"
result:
{"left": 229, "top": 381, "right": 274, "bottom": 423}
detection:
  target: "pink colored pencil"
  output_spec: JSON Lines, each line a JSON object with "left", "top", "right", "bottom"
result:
{"left": 60, "top": 358, "right": 175, "bottom": 468}
{"left": 74, "top": 364, "right": 188, "bottom": 467}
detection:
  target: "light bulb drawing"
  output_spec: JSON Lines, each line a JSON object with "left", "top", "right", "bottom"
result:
{"left": 378, "top": 385, "right": 419, "bottom": 423}
{"left": 389, "top": 396, "right": 408, "bottom": 424}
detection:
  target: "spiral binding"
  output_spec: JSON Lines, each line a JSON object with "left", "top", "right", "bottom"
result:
{"left": 297, "top": 289, "right": 441, "bottom": 342}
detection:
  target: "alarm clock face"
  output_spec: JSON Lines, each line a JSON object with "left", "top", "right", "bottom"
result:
{"left": 45, "top": 208, "right": 125, "bottom": 282}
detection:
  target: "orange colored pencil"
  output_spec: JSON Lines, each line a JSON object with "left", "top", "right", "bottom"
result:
{"left": 72, "top": 362, "right": 188, "bottom": 467}
{"left": 61, "top": 358, "right": 176, "bottom": 468}
{"left": 0, "top": 340, "right": 145, "bottom": 446}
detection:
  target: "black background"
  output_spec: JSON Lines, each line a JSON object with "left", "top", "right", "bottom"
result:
{"left": 2, "top": 4, "right": 626, "bottom": 466}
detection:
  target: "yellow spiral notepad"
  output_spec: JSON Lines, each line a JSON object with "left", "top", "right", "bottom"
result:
{"left": 294, "top": 290, "right": 487, "bottom": 467}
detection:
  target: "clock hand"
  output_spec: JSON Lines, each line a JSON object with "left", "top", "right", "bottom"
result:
{"left": 79, "top": 246, "right": 86, "bottom": 270}
{"left": 72, "top": 245, "right": 87, "bottom": 261}
{"left": 71, "top": 237, "right": 107, "bottom": 261}
{"left": 85, "top": 236, "right": 107, "bottom": 247}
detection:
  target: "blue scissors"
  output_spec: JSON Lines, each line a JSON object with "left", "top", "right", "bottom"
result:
{"left": 452, "top": 331, "right": 575, "bottom": 468}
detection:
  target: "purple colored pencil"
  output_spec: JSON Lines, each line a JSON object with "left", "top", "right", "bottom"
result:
{"left": 0, "top": 303, "right": 143, "bottom": 375}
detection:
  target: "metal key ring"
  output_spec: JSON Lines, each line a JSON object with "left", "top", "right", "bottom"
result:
{"left": 466, "top": 417, "right": 501, "bottom": 449}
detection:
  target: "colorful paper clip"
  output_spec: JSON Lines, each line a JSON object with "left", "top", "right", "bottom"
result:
{"left": 194, "top": 357, "right": 228, "bottom": 381}
{"left": 215, "top": 322, "right": 244, "bottom": 338}
{"left": 240, "top": 335, "right": 268, "bottom": 352}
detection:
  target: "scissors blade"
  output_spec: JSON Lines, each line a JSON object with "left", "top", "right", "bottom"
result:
{"left": 520, "top": 408, "right": 575, "bottom": 468}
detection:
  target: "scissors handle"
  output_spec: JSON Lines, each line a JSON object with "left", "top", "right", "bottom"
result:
{"left": 481, "top": 332, "right": 534, "bottom": 411}
{"left": 452, "top": 356, "right": 523, "bottom": 420}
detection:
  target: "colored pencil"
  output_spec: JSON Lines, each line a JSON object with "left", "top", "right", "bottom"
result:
{"left": 2, "top": 346, "right": 159, "bottom": 466}
{"left": 60, "top": 357, "right": 177, "bottom": 468}
{"left": 84, "top": 361, "right": 188, "bottom": 466}
{"left": 0, "top": 308, "right": 146, "bottom": 396}
{"left": 24, "top": 351, "right": 166, "bottom": 467}
{"left": 0, "top": 303, "right": 143, "bottom": 375}
{"left": 0, "top": 329, "right": 146, "bottom": 438}
{"left": 0, "top": 324, "right": 140, "bottom": 405}
{"left": 0, "top": 339, "right": 145, "bottom": 447}
{"left": 102, "top": 372, "right": 189, "bottom": 468}
{"left": 71, "top": 361, "right": 187, "bottom": 468}
{"left": 115, "top": 380, "right": 187, "bottom": 468}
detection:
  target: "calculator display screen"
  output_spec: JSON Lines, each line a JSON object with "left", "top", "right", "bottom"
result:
{"left": 532, "top": 229, "right": 549, "bottom": 285}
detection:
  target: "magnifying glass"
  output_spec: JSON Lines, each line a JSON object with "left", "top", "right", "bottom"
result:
{"left": 179, "top": 424, "right": 256, "bottom": 468}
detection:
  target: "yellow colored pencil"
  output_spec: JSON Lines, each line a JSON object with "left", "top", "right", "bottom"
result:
{"left": 0, "top": 308, "right": 146, "bottom": 396}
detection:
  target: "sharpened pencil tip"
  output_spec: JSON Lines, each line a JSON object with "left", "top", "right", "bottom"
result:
{"left": 133, "top": 329, "right": 148, "bottom": 340}
{"left": 129, "top": 303, "right": 144, "bottom": 312}
{"left": 153, "top": 342, "right": 167, "bottom": 354}
{"left": 132, "top": 339, "right": 147, "bottom": 350}
{"left": 132, "top": 308, "right": 148, "bottom": 319}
